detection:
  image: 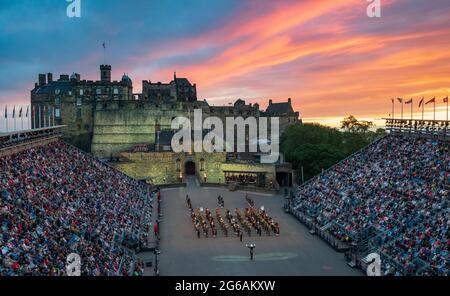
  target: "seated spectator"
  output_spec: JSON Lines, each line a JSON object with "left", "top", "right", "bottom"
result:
{"left": 292, "top": 135, "right": 449, "bottom": 276}
{"left": 0, "top": 140, "right": 155, "bottom": 276}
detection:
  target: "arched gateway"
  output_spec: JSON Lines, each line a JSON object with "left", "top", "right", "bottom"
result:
{"left": 185, "top": 161, "right": 196, "bottom": 175}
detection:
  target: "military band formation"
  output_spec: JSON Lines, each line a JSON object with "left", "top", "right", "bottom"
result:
{"left": 186, "top": 194, "right": 280, "bottom": 239}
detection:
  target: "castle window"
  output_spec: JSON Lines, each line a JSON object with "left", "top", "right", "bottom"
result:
{"left": 96, "top": 88, "right": 101, "bottom": 95}
{"left": 79, "top": 89, "right": 84, "bottom": 96}
{"left": 55, "top": 97, "right": 61, "bottom": 105}
{"left": 76, "top": 108, "right": 81, "bottom": 119}
{"left": 68, "top": 91, "right": 72, "bottom": 96}
{"left": 200, "top": 158, "right": 205, "bottom": 171}
{"left": 176, "top": 159, "right": 181, "bottom": 171}
{"left": 113, "top": 88, "right": 119, "bottom": 95}
{"left": 55, "top": 108, "right": 61, "bottom": 118}
{"left": 76, "top": 97, "right": 82, "bottom": 106}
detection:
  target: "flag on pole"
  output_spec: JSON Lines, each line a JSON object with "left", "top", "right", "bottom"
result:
{"left": 396, "top": 98, "right": 403, "bottom": 103}
{"left": 4, "top": 105, "right": 7, "bottom": 118}
{"left": 405, "top": 98, "right": 413, "bottom": 104}
{"left": 12, "top": 106, "right": 15, "bottom": 118}
{"left": 418, "top": 97, "right": 424, "bottom": 108}
{"left": 444, "top": 96, "right": 449, "bottom": 122}
{"left": 425, "top": 97, "right": 435, "bottom": 105}
{"left": 102, "top": 42, "right": 106, "bottom": 65}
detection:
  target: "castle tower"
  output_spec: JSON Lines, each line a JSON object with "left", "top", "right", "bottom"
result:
{"left": 100, "top": 64, "right": 111, "bottom": 82}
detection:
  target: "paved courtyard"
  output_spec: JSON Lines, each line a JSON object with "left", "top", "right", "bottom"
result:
{"left": 155, "top": 179, "right": 361, "bottom": 276}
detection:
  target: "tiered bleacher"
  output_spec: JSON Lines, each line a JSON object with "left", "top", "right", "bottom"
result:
{"left": 291, "top": 134, "right": 449, "bottom": 276}
{"left": 0, "top": 140, "right": 154, "bottom": 276}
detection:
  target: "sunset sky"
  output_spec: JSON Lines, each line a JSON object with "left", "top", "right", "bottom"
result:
{"left": 1, "top": 0, "right": 450, "bottom": 127}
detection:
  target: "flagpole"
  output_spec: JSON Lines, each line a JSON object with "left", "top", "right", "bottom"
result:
{"left": 5, "top": 104, "right": 8, "bottom": 133}
{"left": 433, "top": 99, "right": 436, "bottom": 121}
{"left": 421, "top": 98, "right": 424, "bottom": 120}
{"left": 21, "top": 106, "right": 24, "bottom": 131}
{"left": 13, "top": 106, "right": 16, "bottom": 132}
{"left": 103, "top": 42, "right": 106, "bottom": 65}
{"left": 391, "top": 98, "right": 394, "bottom": 120}
{"left": 447, "top": 97, "right": 448, "bottom": 122}
{"left": 401, "top": 99, "right": 403, "bottom": 121}
{"left": 410, "top": 98, "right": 413, "bottom": 121}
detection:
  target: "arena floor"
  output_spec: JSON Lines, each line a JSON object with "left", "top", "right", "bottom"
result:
{"left": 151, "top": 177, "right": 361, "bottom": 276}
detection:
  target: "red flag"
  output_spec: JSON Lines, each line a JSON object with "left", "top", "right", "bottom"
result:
{"left": 418, "top": 97, "right": 424, "bottom": 108}
{"left": 396, "top": 98, "right": 403, "bottom": 103}
{"left": 444, "top": 96, "right": 448, "bottom": 103}
{"left": 425, "top": 97, "right": 435, "bottom": 105}
{"left": 405, "top": 98, "right": 413, "bottom": 104}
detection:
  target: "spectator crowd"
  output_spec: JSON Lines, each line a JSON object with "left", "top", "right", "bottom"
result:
{"left": 293, "top": 135, "right": 449, "bottom": 276}
{"left": 0, "top": 140, "right": 155, "bottom": 275}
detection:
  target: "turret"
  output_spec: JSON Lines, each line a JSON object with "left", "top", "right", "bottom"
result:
{"left": 100, "top": 65, "right": 111, "bottom": 82}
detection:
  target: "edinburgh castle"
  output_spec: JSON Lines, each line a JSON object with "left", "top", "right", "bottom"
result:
{"left": 31, "top": 65, "right": 301, "bottom": 189}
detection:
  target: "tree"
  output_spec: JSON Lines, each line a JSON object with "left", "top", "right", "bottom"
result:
{"left": 340, "top": 115, "right": 374, "bottom": 133}
{"left": 281, "top": 120, "right": 383, "bottom": 184}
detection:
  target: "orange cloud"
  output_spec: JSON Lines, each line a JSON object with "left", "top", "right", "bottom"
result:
{"left": 143, "top": 0, "right": 450, "bottom": 124}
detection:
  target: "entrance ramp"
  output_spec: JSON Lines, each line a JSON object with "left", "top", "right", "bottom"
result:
{"left": 186, "top": 175, "right": 200, "bottom": 187}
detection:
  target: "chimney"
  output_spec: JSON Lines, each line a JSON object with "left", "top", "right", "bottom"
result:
{"left": 288, "top": 98, "right": 291, "bottom": 104}
{"left": 269, "top": 99, "right": 272, "bottom": 105}
{"left": 47, "top": 73, "right": 53, "bottom": 83}
{"left": 38, "top": 74, "right": 46, "bottom": 86}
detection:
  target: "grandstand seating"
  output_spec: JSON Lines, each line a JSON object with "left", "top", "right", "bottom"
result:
{"left": 0, "top": 140, "right": 154, "bottom": 275}
{"left": 292, "top": 135, "right": 449, "bottom": 276}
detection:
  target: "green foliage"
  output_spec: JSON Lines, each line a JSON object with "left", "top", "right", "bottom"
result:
{"left": 281, "top": 119, "right": 386, "bottom": 183}
{"left": 340, "top": 115, "right": 374, "bottom": 133}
